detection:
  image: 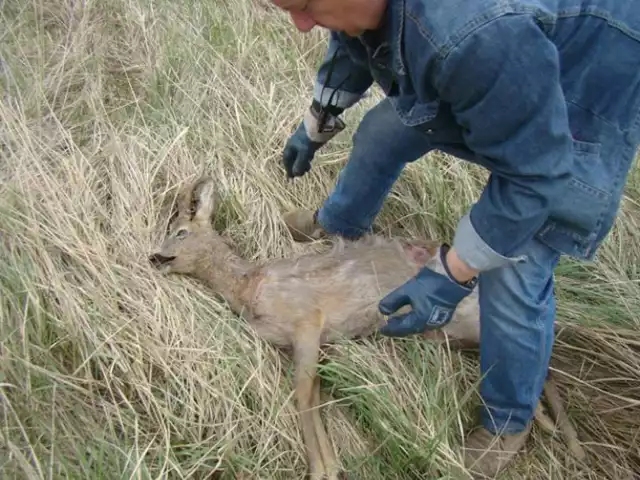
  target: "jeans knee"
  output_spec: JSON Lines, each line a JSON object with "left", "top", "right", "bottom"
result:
{"left": 353, "top": 99, "right": 398, "bottom": 143}
{"left": 478, "top": 239, "right": 560, "bottom": 334}
{"left": 351, "top": 99, "right": 432, "bottom": 169}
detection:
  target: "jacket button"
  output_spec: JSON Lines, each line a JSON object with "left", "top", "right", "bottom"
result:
{"left": 426, "top": 128, "right": 435, "bottom": 134}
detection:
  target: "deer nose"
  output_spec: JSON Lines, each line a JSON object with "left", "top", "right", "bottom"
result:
{"left": 149, "top": 253, "right": 176, "bottom": 268}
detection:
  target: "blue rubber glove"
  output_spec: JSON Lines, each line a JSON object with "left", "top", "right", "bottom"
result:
{"left": 378, "top": 246, "right": 477, "bottom": 337}
{"left": 283, "top": 101, "right": 345, "bottom": 179}
{"left": 282, "top": 122, "right": 324, "bottom": 179}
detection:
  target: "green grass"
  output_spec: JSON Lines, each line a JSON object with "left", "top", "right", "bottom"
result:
{"left": 1, "top": 1, "right": 639, "bottom": 478}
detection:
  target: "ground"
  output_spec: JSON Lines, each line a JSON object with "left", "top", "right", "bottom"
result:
{"left": 1, "top": 1, "right": 639, "bottom": 479}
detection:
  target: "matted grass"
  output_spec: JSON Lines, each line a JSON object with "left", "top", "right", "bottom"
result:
{"left": 1, "top": 1, "right": 639, "bottom": 478}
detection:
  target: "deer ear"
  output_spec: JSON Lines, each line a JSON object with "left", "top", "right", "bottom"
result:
{"left": 193, "top": 176, "right": 217, "bottom": 224}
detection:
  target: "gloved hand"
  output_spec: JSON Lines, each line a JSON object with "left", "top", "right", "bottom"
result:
{"left": 283, "top": 100, "right": 345, "bottom": 179}
{"left": 282, "top": 122, "right": 325, "bottom": 179}
{"left": 378, "top": 245, "right": 477, "bottom": 337}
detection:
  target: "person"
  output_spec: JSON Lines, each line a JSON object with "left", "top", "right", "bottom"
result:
{"left": 270, "top": 0, "right": 640, "bottom": 476}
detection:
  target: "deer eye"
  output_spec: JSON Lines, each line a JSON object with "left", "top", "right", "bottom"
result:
{"left": 175, "top": 228, "right": 189, "bottom": 239}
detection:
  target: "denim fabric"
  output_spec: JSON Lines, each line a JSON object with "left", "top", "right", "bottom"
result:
{"left": 313, "top": 0, "right": 640, "bottom": 269}
{"left": 477, "top": 235, "right": 560, "bottom": 434}
{"left": 310, "top": 0, "right": 640, "bottom": 434}
{"left": 318, "top": 98, "right": 565, "bottom": 432}
{"left": 317, "top": 99, "right": 433, "bottom": 237}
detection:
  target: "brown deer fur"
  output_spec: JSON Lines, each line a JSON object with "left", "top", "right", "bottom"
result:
{"left": 149, "top": 176, "right": 584, "bottom": 479}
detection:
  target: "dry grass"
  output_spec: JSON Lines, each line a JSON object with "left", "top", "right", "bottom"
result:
{"left": 1, "top": 1, "right": 639, "bottom": 478}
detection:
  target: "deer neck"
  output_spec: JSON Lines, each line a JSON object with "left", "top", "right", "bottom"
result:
{"left": 193, "top": 239, "right": 256, "bottom": 318}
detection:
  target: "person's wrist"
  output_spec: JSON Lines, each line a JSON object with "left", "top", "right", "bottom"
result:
{"left": 311, "top": 99, "right": 344, "bottom": 118}
{"left": 444, "top": 247, "right": 479, "bottom": 285}
{"left": 302, "top": 103, "right": 345, "bottom": 147}
{"left": 294, "top": 121, "right": 322, "bottom": 152}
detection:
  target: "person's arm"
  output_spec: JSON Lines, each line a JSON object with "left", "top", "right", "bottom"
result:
{"left": 282, "top": 32, "right": 375, "bottom": 178}
{"left": 312, "top": 31, "right": 374, "bottom": 114}
{"left": 433, "top": 14, "right": 575, "bottom": 272}
{"left": 296, "top": 31, "right": 374, "bottom": 149}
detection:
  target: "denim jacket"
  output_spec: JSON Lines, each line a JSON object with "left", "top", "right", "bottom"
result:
{"left": 310, "top": 0, "right": 640, "bottom": 271}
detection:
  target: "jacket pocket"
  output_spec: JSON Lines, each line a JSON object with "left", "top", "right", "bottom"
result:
{"left": 389, "top": 95, "right": 439, "bottom": 126}
{"left": 535, "top": 138, "right": 612, "bottom": 260}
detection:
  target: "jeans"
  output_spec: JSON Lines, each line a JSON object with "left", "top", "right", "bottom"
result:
{"left": 317, "top": 98, "right": 562, "bottom": 434}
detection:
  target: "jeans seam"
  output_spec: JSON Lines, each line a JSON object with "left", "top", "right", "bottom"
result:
{"left": 530, "top": 289, "right": 551, "bottom": 416}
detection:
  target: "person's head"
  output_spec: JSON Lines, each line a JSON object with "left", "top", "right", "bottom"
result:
{"left": 271, "top": 0, "right": 387, "bottom": 36}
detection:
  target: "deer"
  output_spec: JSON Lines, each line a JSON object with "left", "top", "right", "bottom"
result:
{"left": 148, "top": 175, "right": 585, "bottom": 480}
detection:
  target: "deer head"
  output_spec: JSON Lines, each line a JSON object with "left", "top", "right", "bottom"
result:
{"left": 149, "top": 176, "right": 220, "bottom": 275}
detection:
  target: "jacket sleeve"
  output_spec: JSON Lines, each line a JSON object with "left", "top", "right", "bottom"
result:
{"left": 434, "top": 14, "right": 575, "bottom": 271}
{"left": 313, "top": 31, "right": 374, "bottom": 112}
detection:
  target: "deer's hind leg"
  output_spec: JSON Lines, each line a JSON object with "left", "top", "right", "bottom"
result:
{"left": 293, "top": 312, "right": 329, "bottom": 479}
{"left": 311, "top": 374, "right": 343, "bottom": 479}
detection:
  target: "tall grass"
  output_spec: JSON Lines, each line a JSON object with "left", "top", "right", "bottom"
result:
{"left": 1, "top": 1, "right": 639, "bottom": 478}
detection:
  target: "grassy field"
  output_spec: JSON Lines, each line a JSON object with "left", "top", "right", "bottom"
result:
{"left": 1, "top": 1, "right": 640, "bottom": 478}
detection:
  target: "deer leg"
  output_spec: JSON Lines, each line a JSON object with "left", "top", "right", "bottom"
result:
{"left": 311, "top": 374, "right": 343, "bottom": 480}
{"left": 293, "top": 325, "right": 326, "bottom": 479}
{"left": 542, "top": 373, "right": 587, "bottom": 462}
{"left": 534, "top": 395, "right": 557, "bottom": 433}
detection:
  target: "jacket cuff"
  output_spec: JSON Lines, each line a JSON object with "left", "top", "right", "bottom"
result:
{"left": 452, "top": 212, "right": 527, "bottom": 271}
{"left": 302, "top": 106, "right": 346, "bottom": 144}
{"left": 313, "top": 81, "right": 365, "bottom": 110}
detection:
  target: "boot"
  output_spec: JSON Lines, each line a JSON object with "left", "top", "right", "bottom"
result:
{"left": 283, "top": 209, "right": 327, "bottom": 242}
{"left": 462, "top": 423, "right": 532, "bottom": 478}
